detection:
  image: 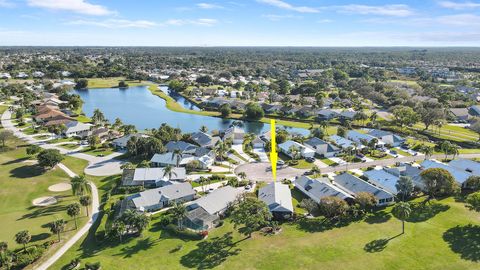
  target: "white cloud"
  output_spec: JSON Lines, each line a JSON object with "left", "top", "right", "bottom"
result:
{"left": 436, "top": 13, "right": 480, "bottom": 26}
{"left": 163, "top": 18, "right": 218, "bottom": 26}
{"left": 27, "top": 0, "right": 113, "bottom": 16}
{"left": 67, "top": 19, "right": 156, "bottom": 28}
{"left": 257, "top": 0, "right": 319, "bottom": 13}
{"left": 438, "top": 1, "right": 480, "bottom": 10}
{"left": 317, "top": 19, "right": 333, "bottom": 23}
{"left": 262, "top": 14, "right": 300, "bottom": 21}
{"left": 338, "top": 4, "right": 414, "bottom": 17}
{"left": 0, "top": 0, "right": 14, "bottom": 7}
{"left": 197, "top": 3, "right": 224, "bottom": 9}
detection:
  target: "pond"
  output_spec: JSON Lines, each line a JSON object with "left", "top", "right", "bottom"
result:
{"left": 74, "top": 85, "right": 309, "bottom": 135}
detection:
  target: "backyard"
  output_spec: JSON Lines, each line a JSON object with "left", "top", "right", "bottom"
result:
{"left": 51, "top": 196, "right": 480, "bottom": 270}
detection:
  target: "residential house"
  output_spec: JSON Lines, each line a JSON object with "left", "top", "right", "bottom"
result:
{"left": 251, "top": 136, "right": 265, "bottom": 149}
{"left": 32, "top": 71, "right": 45, "bottom": 78}
{"left": 367, "top": 129, "right": 405, "bottom": 147}
{"left": 223, "top": 126, "right": 245, "bottom": 145}
{"left": 329, "top": 135, "right": 363, "bottom": 150}
{"left": 150, "top": 152, "right": 213, "bottom": 169}
{"left": 450, "top": 108, "right": 470, "bottom": 122}
{"left": 191, "top": 131, "right": 220, "bottom": 148}
{"left": 333, "top": 173, "right": 394, "bottom": 206}
{"left": 278, "top": 140, "right": 315, "bottom": 159}
{"left": 469, "top": 105, "right": 480, "bottom": 117}
{"left": 184, "top": 186, "right": 243, "bottom": 230}
{"left": 363, "top": 169, "right": 400, "bottom": 194}
{"left": 316, "top": 109, "right": 339, "bottom": 121}
{"left": 338, "top": 109, "right": 357, "bottom": 120}
{"left": 0, "top": 72, "right": 11, "bottom": 79}
{"left": 295, "top": 176, "right": 354, "bottom": 203}
{"left": 165, "top": 141, "right": 197, "bottom": 154}
{"left": 304, "top": 137, "right": 339, "bottom": 158}
{"left": 64, "top": 121, "right": 92, "bottom": 138}
{"left": 112, "top": 133, "right": 150, "bottom": 149}
{"left": 122, "top": 167, "right": 187, "bottom": 187}
{"left": 347, "top": 130, "right": 385, "bottom": 147}
{"left": 125, "top": 183, "right": 195, "bottom": 212}
{"left": 16, "top": 72, "right": 28, "bottom": 79}
{"left": 449, "top": 159, "right": 480, "bottom": 175}
{"left": 258, "top": 182, "right": 294, "bottom": 219}
{"left": 420, "top": 160, "right": 473, "bottom": 186}
{"left": 384, "top": 163, "right": 423, "bottom": 189}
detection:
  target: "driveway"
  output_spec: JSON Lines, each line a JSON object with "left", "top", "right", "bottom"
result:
{"left": 235, "top": 162, "right": 307, "bottom": 182}
{"left": 1, "top": 109, "right": 124, "bottom": 176}
{"left": 253, "top": 148, "right": 269, "bottom": 162}
{"left": 232, "top": 144, "right": 254, "bottom": 162}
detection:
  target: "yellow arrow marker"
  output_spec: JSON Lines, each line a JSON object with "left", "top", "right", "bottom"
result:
{"left": 270, "top": 119, "right": 278, "bottom": 182}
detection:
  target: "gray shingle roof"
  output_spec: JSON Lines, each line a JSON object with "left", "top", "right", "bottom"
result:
{"left": 333, "top": 173, "right": 394, "bottom": 201}
{"left": 192, "top": 186, "right": 243, "bottom": 215}
{"left": 296, "top": 176, "right": 353, "bottom": 202}
{"left": 129, "top": 183, "right": 195, "bottom": 209}
{"left": 258, "top": 182, "right": 293, "bottom": 213}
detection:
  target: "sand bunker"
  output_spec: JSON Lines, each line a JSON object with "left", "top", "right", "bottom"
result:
{"left": 48, "top": 183, "right": 72, "bottom": 192}
{"left": 32, "top": 196, "right": 57, "bottom": 206}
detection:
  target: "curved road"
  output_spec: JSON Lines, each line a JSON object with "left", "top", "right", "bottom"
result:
{"left": 1, "top": 108, "right": 102, "bottom": 270}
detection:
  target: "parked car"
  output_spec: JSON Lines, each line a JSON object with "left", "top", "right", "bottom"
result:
{"left": 305, "top": 157, "right": 315, "bottom": 163}
{"left": 245, "top": 185, "right": 251, "bottom": 190}
{"left": 277, "top": 160, "right": 285, "bottom": 166}
{"left": 390, "top": 150, "right": 398, "bottom": 155}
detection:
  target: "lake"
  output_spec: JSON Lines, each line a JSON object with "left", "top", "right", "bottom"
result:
{"left": 74, "top": 85, "right": 309, "bottom": 135}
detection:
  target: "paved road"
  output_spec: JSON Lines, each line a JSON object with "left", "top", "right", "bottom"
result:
{"left": 1, "top": 109, "right": 124, "bottom": 176}
{"left": 36, "top": 163, "right": 100, "bottom": 270}
{"left": 235, "top": 162, "right": 307, "bottom": 182}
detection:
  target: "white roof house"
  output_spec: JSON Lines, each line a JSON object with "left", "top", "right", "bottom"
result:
{"left": 112, "top": 133, "right": 150, "bottom": 149}
{"left": 127, "top": 183, "right": 195, "bottom": 212}
{"left": 32, "top": 71, "right": 45, "bottom": 78}
{"left": 329, "top": 135, "right": 364, "bottom": 149}
{"left": 367, "top": 129, "right": 405, "bottom": 147}
{"left": 363, "top": 169, "right": 400, "bottom": 194}
{"left": 122, "top": 167, "right": 187, "bottom": 186}
{"left": 64, "top": 121, "right": 92, "bottom": 138}
{"left": 304, "top": 137, "right": 339, "bottom": 158}
{"left": 16, "top": 72, "right": 28, "bottom": 78}
{"left": 295, "top": 176, "right": 354, "bottom": 203}
{"left": 347, "top": 130, "right": 385, "bottom": 147}
{"left": 190, "top": 186, "right": 243, "bottom": 215}
{"left": 448, "top": 159, "right": 480, "bottom": 175}
{"left": 420, "top": 160, "right": 473, "bottom": 185}
{"left": 258, "top": 182, "right": 293, "bottom": 218}
{"left": 0, "top": 73, "right": 11, "bottom": 79}
{"left": 224, "top": 126, "right": 245, "bottom": 144}
{"left": 333, "top": 173, "right": 394, "bottom": 206}
{"left": 278, "top": 140, "right": 315, "bottom": 159}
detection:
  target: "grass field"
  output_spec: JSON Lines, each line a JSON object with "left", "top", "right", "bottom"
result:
{"left": 0, "top": 141, "right": 88, "bottom": 251}
{"left": 51, "top": 196, "right": 480, "bottom": 270}
{"left": 85, "top": 77, "right": 149, "bottom": 89}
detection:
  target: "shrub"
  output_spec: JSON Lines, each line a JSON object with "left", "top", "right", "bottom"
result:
{"left": 164, "top": 224, "right": 203, "bottom": 240}
{"left": 14, "top": 245, "right": 46, "bottom": 268}
{"left": 85, "top": 262, "right": 101, "bottom": 270}
{"left": 63, "top": 258, "right": 81, "bottom": 270}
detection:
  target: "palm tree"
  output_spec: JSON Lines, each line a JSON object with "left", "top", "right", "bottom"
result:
{"left": 423, "top": 145, "right": 434, "bottom": 160}
{"left": 392, "top": 202, "right": 411, "bottom": 234}
{"left": 120, "top": 162, "right": 135, "bottom": 170}
{"left": 172, "top": 148, "right": 183, "bottom": 167}
{"left": 71, "top": 174, "right": 89, "bottom": 196}
{"left": 49, "top": 219, "right": 66, "bottom": 242}
{"left": 440, "top": 141, "right": 453, "bottom": 160}
{"left": 288, "top": 145, "right": 300, "bottom": 161}
{"left": 370, "top": 111, "right": 378, "bottom": 123}
{"left": 238, "top": 172, "right": 247, "bottom": 181}
{"left": 200, "top": 125, "right": 208, "bottom": 133}
{"left": 171, "top": 202, "right": 187, "bottom": 230}
{"left": 67, "top": 203, "right": 81, "bottom": 229}
{"left": 450, "top": 144, "right": 459, "bottom": 160}
{"left": 162, "top": 165, "right": 177, "bottom": 180}
{"left": 14, "top": 230, "right": 31, "bottom": 252}
{"left": 79, "top": 195, "right": 92, "bottom": 217}
{"left": 214, "top": 142, "right": 227, "bottom": 162}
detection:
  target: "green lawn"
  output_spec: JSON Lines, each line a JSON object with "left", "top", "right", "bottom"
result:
{"left": 52, "top": 196, "right": 480, "bottom": 270}
{"left": 81, "top": 147, "right": 115, "bottom": 157}
{"left": 318, "top": 157, "right": 336, "bottom": 166}
{"left": 62, "top": 156, "right": 89, "bottom": 176}
{"left": 0, "top": 140, "right": 88, "bottom": 251}
{"left": 85, "top": 77, "right": 149, "bottom": 89}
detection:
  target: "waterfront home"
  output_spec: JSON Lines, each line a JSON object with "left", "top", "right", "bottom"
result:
{"left": 420, "top": 160, "right": 473, "bottom": 186}
{"left": 16, "top": 72, "right": 29, "bottom": 79}
{"left": 258, "top": 182, "right": 293, "bottom": 219}
{"left": 367, "top": 129, "right": 405, "bottom": 147}
{"left": 251, "top": 136, "right": 265, "bottom": 149}
{"left": 329, "top": 135, "right": 363, "bottom": 150}
{"left": 184, "top": 186, "right": 243, "bottom": 230}
{"left": 347, "top": 130, "right": 385, "bottom": 147}
{"left": 295, "top": 176, "right": 354, "bottom": 203}
{"left": 112, "top": 133, "right": 150, "bottom": 149}
{"left": 64, "top": 121, "right": 92, "bottom": 138}
{"left": 223, "top": 126, "right": 245, "bottom": 144}
{"left": 449, "top": 159, "right": 480, "bottom": 175}
{"left": 304, "top": 137, "right": 339, "bottom": 158}
{"left": 191, "top": 131, "right": 220, "bottom": 148}
{"left": 339, "top": 109, "right": 357, "bottom": 120}
{"left": 150, "top": 152, "right": 213, "bottom": 169}
{"left": 333, "top": 173, "right": 394, "bottom": 206}
{"left": 32, "top": 71, "right": 45, "bottom": 78}
{"left": 122, "top": 167, "right": 187, "bottom": 187}
{"left": 0, "top": 72, "right": 11, "bottom": 79}
{"left": 261, "top": 103, "right": 283, "bottom": 114}
{"left": 363, "top": 169, "right": 400, "bottom": 194}
{"left": 279, "top": 140, "right": 315, "bottom": 159}
{"left": 125, "top": 183, "right": 195, "bottom": 212}
{"left": 165, "top": 141, "right": 198, "bottom": 154}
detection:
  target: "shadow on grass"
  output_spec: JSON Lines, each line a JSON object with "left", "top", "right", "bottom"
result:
{"left": 364, "top": 210, "right": 391, "bottom": 224}
{"left": 113, "top": 237, "right": 157, "bottom": 258}
{"left": 19, "top": 204, "right": 68, "bottom": 220}
{"left": 296, "top": 216, "right": 357, "bottom": 233}
{"left": 364, "top": 233, "right": 402, "bottom": 253}
{"left": 30, "top": 232, "right": 51, "bottom": 242}
{"left": 9, "top": 164, "right": 44, "bottom": 178}
{"left": 406, "top": 202, "right": 450, "bottom": 223}
{"left": 180, "top": 232, "right": 241, "bottom": 270}
{"left": 443, "top": 225, "right": 480, "bottom": 262}
{"left": 2, "top": 156, "right": 29, "bottom": 165}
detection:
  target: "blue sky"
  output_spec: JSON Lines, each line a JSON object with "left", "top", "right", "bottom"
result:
{"left": 0, "top": 0, "right": 480, "bottom": 46}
